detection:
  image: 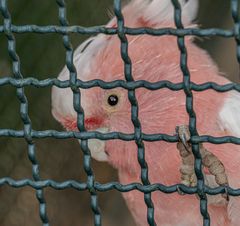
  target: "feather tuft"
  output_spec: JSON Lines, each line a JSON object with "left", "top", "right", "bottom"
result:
{"left": 125, "top": 0, "right": 199, "bottom": 26}
{"left": 219, "top": 91, "right": 240, "bottom": 137}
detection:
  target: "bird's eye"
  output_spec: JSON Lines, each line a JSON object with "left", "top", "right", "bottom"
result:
{"left": 107, "top": 94, "right": 119, "bottom": 106}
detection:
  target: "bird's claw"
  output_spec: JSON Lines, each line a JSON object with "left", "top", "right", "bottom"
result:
{"left": 176, "top": 125, "right": 191, "bottom": 151}
{"left": 176, "top": 125, "right": 229, "bottom": 202}
{"left": 177, "top": 186, "right": 185, "bottom": 195}
{"left": 222, "top": 186, "right": 229, "bottom": 201}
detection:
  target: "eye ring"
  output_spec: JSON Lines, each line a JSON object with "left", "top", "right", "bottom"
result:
{"left": 107, "top": 94, "right": 119, "bottom": 106}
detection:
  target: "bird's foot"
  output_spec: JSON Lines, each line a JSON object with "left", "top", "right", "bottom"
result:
{"left": 176, "top": 125, "right": 229, "bottom": 201}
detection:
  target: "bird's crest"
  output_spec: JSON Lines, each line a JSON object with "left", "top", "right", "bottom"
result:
{"left": 122, "top": 0, "right": 198, "bottom": 26}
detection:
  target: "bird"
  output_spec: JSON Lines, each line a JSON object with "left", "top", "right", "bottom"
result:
{"left": 51, "top": 0, "right": 240, "bottom": 225}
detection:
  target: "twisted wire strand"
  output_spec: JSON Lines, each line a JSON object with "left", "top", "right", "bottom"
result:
{"left": 0, "top": 25, "right": 238, "bottom": 37}
{"left": 1, "top": 177, "right": 240, "bottom": 196}
{"left": 56, "top": 1, "right": 102, "bottom": 225}
{"left": 171, "top": 0, "right": 210, "bottom": 225}
{"left": 2, "top": 129, "right": 240, "bottom": 145}
{"left": 0, "top": 0, "right": 49, "bottom": 225}
{"left": 3, "top": 77, "right": 240, "bottom": 92}
{"left": 114, "top": 0, "right": 156, "bottom": 225}
{"left": 231, "top": 0, "right": 240, "bottom": 68}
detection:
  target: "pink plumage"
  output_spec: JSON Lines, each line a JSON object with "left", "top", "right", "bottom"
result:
{"left": 51, "top": 0, "right": 240, "bottom": 225}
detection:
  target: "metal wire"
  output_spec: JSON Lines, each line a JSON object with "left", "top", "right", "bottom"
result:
{"left": 0, "top": 0, "right": 240, "bottom": 226}
{"left": 55, "top": 1, "right": 102, "bottom": 225}
{"left": 171, "top": 0, "right": 210, "bottom": 224}
{"left": 114, "top": 1, "right": 156, "bottom": 225}
{"left": 0, "top": 0, "right": 50, "bottom": 225}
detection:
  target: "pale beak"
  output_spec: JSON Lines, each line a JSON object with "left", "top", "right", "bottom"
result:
{"left": 79, "top": 127, "right": 109, "bottom": 161}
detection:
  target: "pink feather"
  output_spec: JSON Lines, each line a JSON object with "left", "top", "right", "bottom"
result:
{"left": 52, "top": 0, "right": 240, "bottom": 225}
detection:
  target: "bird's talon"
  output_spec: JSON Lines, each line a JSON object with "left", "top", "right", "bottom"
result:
{"left": 176, "top": 124, "right": 229, "bottom": 202}
{"left": 222, "top": 187, "right": 229, "bottom": 202}
{"left": 177, "top": 186, "right": 185, "bottom": 195}
{"left": 180, "top": 134, "right": 188, "bottom": 150}
{"left": 176, "top": 125, "right": 191, "bottom": 151}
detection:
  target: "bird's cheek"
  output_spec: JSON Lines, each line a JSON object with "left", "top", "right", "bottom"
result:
{"left": 78, "top": 127, "right": 109, "bottom": 162}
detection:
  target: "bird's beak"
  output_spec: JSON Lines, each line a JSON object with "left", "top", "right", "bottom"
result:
{"left": 59, "top": 115, "right": 110, "bottom": 161}
{"left": 79, "top": 127, "right": 109, "bottom": 162}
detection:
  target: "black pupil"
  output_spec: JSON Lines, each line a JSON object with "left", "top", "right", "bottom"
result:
{"left": 108, "top": 95, "right": 118, "bottom": 106}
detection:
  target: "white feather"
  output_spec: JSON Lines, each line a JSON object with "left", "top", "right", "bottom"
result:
{"left": 128, "top": 0, "right": 198, "bottom": 25}
{"left": 51, "top": 33, "right": 108, "bottom": 122}
{"left": 218, "top": 91, "right": 240, "bottom": 137}
{"left": 52, "top": 0, "right": 199, "bottom": 122}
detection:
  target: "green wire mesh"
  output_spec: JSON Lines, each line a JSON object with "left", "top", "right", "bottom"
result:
{"left": 0, "top": 0, "right": 240, "bottom": 226}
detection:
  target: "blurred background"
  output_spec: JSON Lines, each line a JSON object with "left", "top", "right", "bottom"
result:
{"left": 0, "top": 0, "right": 239, "bottom": 226}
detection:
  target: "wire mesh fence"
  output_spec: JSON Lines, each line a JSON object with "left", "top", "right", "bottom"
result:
{"left": 0, "top": 0, "right": 240, "bottom": 226}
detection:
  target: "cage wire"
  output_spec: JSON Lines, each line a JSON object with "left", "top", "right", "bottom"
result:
{"left": 0, "top": 0, "right": 240, "bottom": 226}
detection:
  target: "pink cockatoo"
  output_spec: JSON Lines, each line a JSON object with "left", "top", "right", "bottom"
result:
{"left": 51, "top": 0, "right": 240, "bottom": 225}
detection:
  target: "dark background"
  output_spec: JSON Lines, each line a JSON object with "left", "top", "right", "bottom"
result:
{"left": 0, "top": 0, "right": 239, "bottom": 226}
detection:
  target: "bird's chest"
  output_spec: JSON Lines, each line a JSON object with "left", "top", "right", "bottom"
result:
{"left": 118, "top": 169, "right": 229, "bottom": 226}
